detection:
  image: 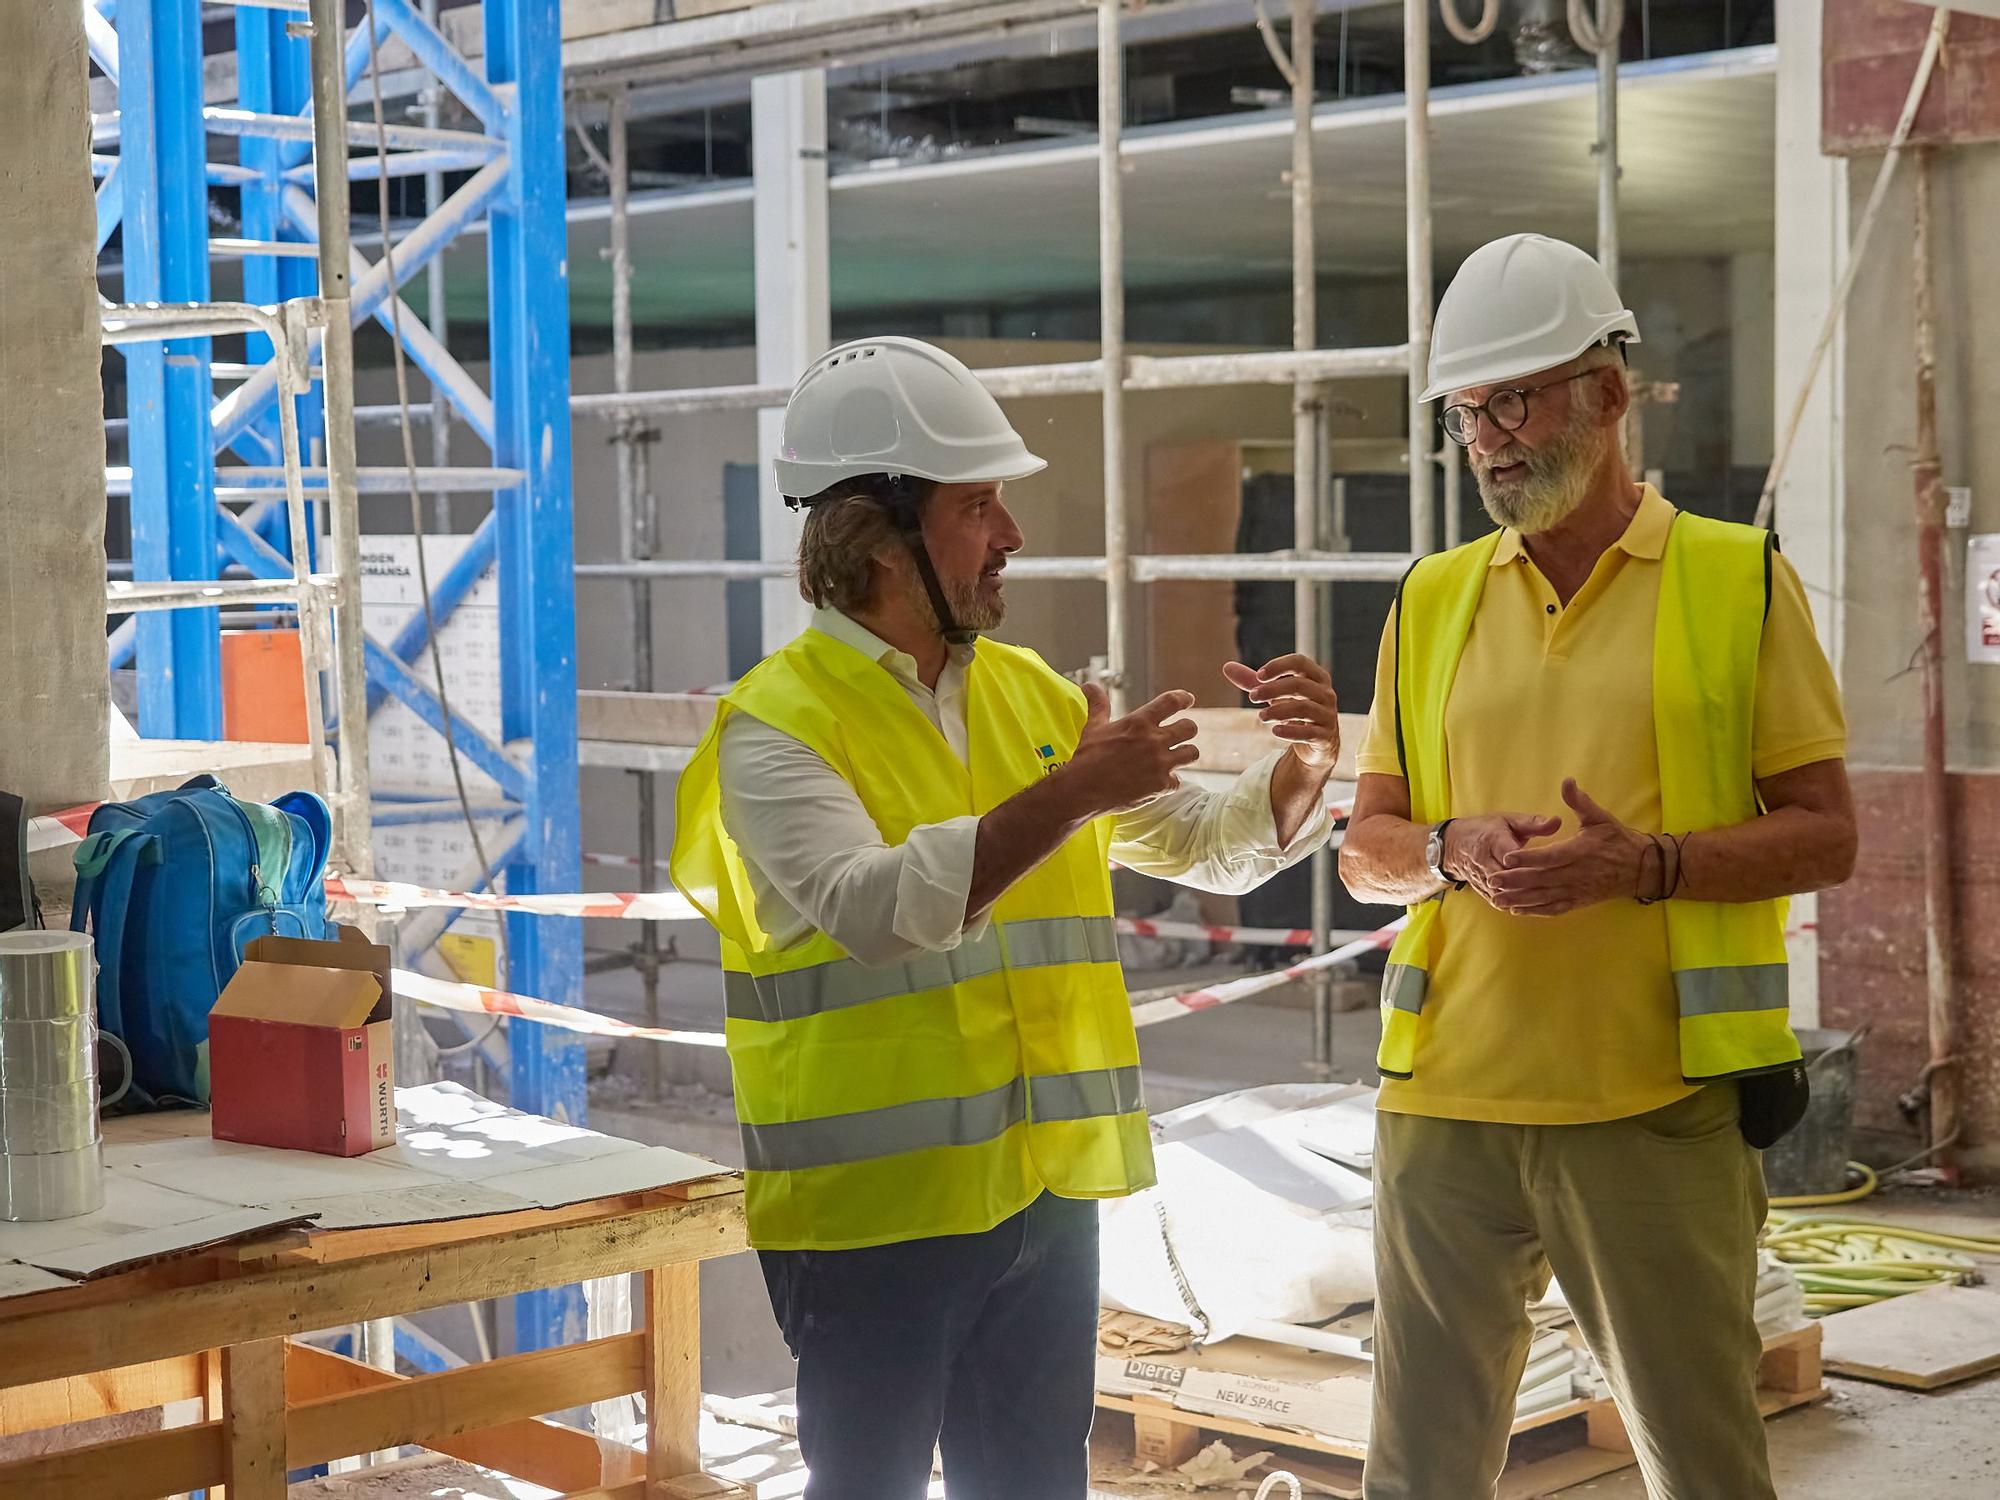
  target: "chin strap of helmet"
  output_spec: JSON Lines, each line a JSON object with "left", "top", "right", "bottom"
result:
{"left": 784, "top": 474, "right": 977, "bottom": 646}
{"left": 880, "top": 475, "right": 977, "bottom": 648}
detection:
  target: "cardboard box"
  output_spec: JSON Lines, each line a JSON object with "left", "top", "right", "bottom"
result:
{"left": 209, "top": 927, "right": 396, "bottom": 1157}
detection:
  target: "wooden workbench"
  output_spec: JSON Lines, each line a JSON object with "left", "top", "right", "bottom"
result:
{"left": 0, "top": 1133, "right": 751, "bottom": 1499}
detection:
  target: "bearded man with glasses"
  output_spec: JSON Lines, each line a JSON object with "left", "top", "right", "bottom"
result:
{"left": 1339, "top": 234, "right": 1857, "bottom": 1500}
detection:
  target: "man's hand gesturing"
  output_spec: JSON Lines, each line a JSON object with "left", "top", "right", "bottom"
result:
{"left": 1060, "top": 684, "right": 1200, "bottom": 815}
{"left": 1223, "top": 655, "right": 1341, "bottom": 773}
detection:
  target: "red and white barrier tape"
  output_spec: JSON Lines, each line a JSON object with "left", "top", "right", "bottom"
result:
{"left": 1129, "top": 919, "right": 1407, "bottom": 1028}
{"left": 392, "top": 967, "right": 727, "bottom": 1049}
{"left": 401, "top": 910, "right": 1818, "bottom": 1047}
{"left": 334, "top": 874, "right": 1350, "bottom": 949}
{"left": 394, "top": 919, "right": 1405, "bottom": 1050}
{"left": 329, "top": 875, "right": 701, "bottom": 923}
{"left": 25, "top": 804, "right": 99, "bottom": 855}
{"left": 1119, "top": 917, "right": 1377, "bottom": 949}
{"left": 42, "top": 809, "right": 1820, "bottom": 958}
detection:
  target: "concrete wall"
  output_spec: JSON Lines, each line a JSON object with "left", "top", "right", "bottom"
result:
{"left": 1818, "top": 142, "right": 2000, "bottom": 1169}
{"left": 0, "top": 5, "right": 108, "bottom": 809}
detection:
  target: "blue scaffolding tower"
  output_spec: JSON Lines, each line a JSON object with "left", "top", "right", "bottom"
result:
{"left": 92, "top": 0, "right": 587, "bottom": 1350}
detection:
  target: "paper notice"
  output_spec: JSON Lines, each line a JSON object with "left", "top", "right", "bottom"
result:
{"left": 1970, "top": 534, "right": 2000, "bottom": 665}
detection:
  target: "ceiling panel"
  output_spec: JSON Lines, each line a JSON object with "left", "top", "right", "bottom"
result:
{"left": 515, "top": 47, "right": 1775, "bottom": 330}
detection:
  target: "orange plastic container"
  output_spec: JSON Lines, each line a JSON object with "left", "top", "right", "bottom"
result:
{"left": 221, "top": 628, "right": 309, "bottom": 743}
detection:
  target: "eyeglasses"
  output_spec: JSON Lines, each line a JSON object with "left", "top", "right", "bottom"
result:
{"left": 1440, "top": 369, "right": 1599, "bottom": 447}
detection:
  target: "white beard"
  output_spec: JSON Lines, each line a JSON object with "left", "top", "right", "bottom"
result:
{"left": 1474, "top": 414, "right": 1604, "bottom": 534}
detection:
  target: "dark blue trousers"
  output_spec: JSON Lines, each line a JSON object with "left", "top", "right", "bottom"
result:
{"left": 758, "top": 1192, "right": 1101, "bottom": 1500}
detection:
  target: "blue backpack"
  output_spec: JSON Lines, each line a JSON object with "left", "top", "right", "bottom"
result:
{"left": 70, "top": 776, "right": 334, "bottom": 1108}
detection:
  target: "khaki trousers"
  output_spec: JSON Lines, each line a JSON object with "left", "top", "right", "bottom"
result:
{"left": 1364, "top": 1085, "right": 1775, "bottom": 1500}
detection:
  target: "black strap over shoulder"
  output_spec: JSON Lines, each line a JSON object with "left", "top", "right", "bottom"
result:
{"left": 1391, "top": 554, "right": 1427, "bottom": 782}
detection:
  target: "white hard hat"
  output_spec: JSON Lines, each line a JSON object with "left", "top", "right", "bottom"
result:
{"left": 1422, "top": 234, "right": 1640, "bottom": 403}
{"left": 773, "top": 335, "right": 1047, "bottom": 498}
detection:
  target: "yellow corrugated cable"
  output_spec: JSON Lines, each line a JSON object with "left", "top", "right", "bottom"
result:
{"left": 1762, "top": 1209, "right": 2000, "bottom": 1316}
{"left": 1768, "top": 1161, "right": 1878, "bottom": 1209}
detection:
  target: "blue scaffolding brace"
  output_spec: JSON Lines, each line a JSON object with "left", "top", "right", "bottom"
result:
{"left": 93, "top": 0, "right": 586, "bottom": 1351}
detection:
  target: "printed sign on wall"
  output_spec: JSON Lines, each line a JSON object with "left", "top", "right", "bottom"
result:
{"left": 1969, "top": 534, "right": 2000, "bottom": 666}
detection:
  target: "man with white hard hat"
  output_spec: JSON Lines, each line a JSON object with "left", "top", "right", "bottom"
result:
{"left": 672, "top": 335, "right": 1344, "bottom": 1498}
{"left": 1341, "top": 234, "right": 1856, "bottom": 1498}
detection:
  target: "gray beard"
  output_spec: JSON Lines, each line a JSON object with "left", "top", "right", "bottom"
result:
{"left": 1474, "top": 416, "right": 1603, "bottom": 534}
{"left": 902, "top": 561, "right": 1005, "bottom": 634}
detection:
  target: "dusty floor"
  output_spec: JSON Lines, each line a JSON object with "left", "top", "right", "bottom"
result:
{"left": 294, "top": 1365, "right": 2000, "bottom": 1499}
{"left": 371, "top": 959, "right": 2000, "bottom": 1498}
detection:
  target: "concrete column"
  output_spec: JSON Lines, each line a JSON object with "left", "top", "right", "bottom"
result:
{"left": 1729, "top": 251, "right": 1775, "bottom": 470}
{"left": 0, "top": 5, "right": 109, "bottom": 810}
{"left": 1773, "top": 0, "right": 1846, "bottom": 1030}
{"left": 752, "top": 70, "right": 830, "bottom": 654}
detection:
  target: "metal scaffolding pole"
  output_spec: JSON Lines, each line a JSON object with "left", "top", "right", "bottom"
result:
{"left": 1911, "top": 148, "right": 1958, "bottom": 1175}
{"left": 1594, "top": 0, "right": 1620, "bottom": 286}
{"left": 1098, "top": 0, "right": 1130, "bottom": 714}
{"left": 579, "top": 551, "right": 1415, "bottom": 583}
{"left": 607, "top": 88, "right": 666, "bottom": 1101}
{"left": 1442, "top": 439, "right": 1463, "bottom": 550}
{"left": 1286, "top": 0, "right": 1336, "bottom": 1077}
{"left": 422, "top": 0, "right": 452, "bottom": 534}
{"left": 309, "top": 0, "right": 375, "bottom": 876}
{"left": 1405, "top": 0, "right": 1434, "bottom": 558}
{"left": 567, "top": 344, "right": 1411, "bottom": 423}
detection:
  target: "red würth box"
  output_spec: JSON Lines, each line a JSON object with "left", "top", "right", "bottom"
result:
{"left": 208, "top": 926, "right": 397, "bottom": 1157}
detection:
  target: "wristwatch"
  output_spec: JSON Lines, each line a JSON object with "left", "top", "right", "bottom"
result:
{"left": 1425, "top": 820, "right": 1465, "bottom": 893}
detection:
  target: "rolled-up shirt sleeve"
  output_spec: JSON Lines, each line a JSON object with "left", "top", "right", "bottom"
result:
{"left": 1109, "top": 750, "right": 1331, "bottom": 894}
{"left": 718, "top": 711, "right": 988, "bottom": 964}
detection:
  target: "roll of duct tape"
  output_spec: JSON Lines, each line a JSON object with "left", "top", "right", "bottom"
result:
{"left": 0, "top": 1083, "right": 100, "bottom": 1154}
{"left": 0, "top": 930, "right": 94, "bottom": 1022}
{"left": 0, "top": 1017, "right": 99, "bottom": 1088}
{"left": 0, "top": 930, "right": 104, "bottom": 1219}
{"left": 0, "top": 1141, "right": 103, "bottom": 1222}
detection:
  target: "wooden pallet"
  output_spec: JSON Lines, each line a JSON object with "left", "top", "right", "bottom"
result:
{"left": 1093, "top": 1323, "right": 1826, "bottom": 1500}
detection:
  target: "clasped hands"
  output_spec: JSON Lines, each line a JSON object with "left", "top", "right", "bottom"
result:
{"left": 1444, "top": 778, "right": 1666, "bottom": 918}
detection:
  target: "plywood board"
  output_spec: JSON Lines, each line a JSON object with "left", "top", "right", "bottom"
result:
{"left": 1143, "top": 440, "right": 1243, "bottom": 710}
{"left": 579, "top": 690, "right": 721, "bottom": 746}
{"left": 1821, "top": 1284, "right": 2000, "bottom": 1390}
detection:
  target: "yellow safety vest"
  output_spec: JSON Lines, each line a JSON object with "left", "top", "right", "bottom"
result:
{"left": 1378, "top": 510, "right": 1801, "bottom": 1086}
{"left": 670, "top": 627, "right": 1155, "bottom": 1251}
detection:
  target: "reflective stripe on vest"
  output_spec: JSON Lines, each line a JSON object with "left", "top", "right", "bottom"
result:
{"left": 739, "top": 1064, "right": 1144, "bottom": 1174}
{"left": 1676, "top": 965, "right": 1789, "bottom": 1016}
{"left": 723, "top": 915, "right": 1120, "bottom": 1024}
{"left": 1379, "top": 512, "right": 1801, "bottom": 1086}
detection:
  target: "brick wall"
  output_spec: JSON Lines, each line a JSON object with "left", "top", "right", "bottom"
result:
{"left": 1820, "top": 769, "right": 2000, "bottom": 1172}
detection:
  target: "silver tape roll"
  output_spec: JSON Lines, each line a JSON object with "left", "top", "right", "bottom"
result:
{"left": 0, "top": 1084, "right": 100, "bottom": 1154}
{"left": 0, "top": 930, "right": 94, "bottom": 1022}
{"left": 0, "top": 1017, "right": 99, "bottom": 1088}
{"left": 0, "top": 1141, "right": 103, "bottom": 1222}
{"left": 0, "top": 931, "right": 104, "bottom": 1214}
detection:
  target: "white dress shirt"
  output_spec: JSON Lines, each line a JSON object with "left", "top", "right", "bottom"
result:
{"left": 716, "top": 609, "right": 1330, "bottom": 966}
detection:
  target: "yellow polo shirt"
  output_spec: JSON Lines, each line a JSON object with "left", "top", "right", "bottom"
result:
{"left": 1355, "top": 487, "right": 1847, "bottom": 1124}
